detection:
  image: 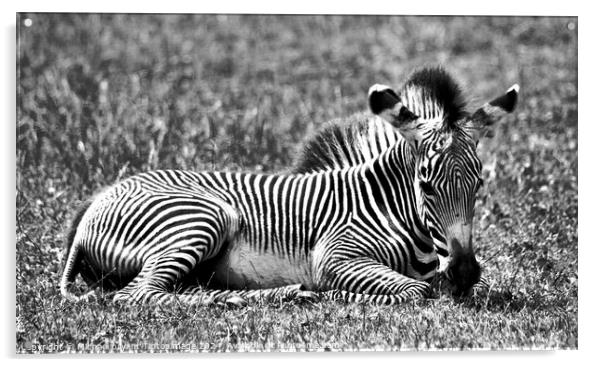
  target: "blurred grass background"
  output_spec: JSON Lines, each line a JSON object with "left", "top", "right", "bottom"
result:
{"left": 16, "top": 14, "right": 577, "bottom": 351}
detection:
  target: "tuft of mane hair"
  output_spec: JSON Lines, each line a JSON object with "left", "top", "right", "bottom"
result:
{"left": 404, "top": 66, "right": 468, "bottom": 126}
{"left": 292, "top": 112, "right": 402, "bottom": 174}
{"left": 292, "top": 66, "right": 467, "bottom": 174}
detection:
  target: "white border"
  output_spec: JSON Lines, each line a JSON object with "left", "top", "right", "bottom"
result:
{"left": 6, "top": 0, "right": 580, "bottom": 15}
{"left": 3, "top": 1, "right": 599, "bottom": 366}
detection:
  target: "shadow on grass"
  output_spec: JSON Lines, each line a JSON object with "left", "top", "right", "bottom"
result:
{"left": 455, "top": 288, "right": 560, "bottom": 314}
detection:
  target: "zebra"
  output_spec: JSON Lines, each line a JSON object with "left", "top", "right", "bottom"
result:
{"left": 60, "top": 66, "right": 518, "bottom": 306}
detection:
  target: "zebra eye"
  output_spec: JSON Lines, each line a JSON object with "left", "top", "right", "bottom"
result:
{"left": 476, "top": 178, "right": 484, "bottom": 190}
{"left": 420, "top": 181, "right": 435, "bottom": 196}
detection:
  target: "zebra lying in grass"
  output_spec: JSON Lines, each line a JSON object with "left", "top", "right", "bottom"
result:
{"left": 60, "top": 66, "right": 518, "bottom": 306}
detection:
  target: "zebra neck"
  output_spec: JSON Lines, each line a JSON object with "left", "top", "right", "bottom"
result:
{"left": 360, "top": 139, "right": 433, "bottom": 246}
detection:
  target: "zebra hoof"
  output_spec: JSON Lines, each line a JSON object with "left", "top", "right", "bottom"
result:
{"left": 225, "top": 295, "right": 247, "bottom": 307}
{"left": 113, "top": 292, "right": 129, "bottom": 303}
{"left": 409, "top": 280, "right": 431, "bottom": 299}
{"left": 200, "top": 295, "right": 217, "bottom": 306}
{"left": 76, "top": 290, "right": 98, "bottom": 303}
{"left": 428, "top": 272, "right": 454, "bottom": 298}
{"left": 474, "top": 276, "right": 492, "bottom": 291}
{"left": 471, "top": 276, "right": 493, "bottom": 297}
{"left": 295, "top": 290, "right": 320, "bottom": 303}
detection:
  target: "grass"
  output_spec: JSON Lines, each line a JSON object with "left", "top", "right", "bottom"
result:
{"left": 16, "top": 14, "right": 577, "bottom": 351}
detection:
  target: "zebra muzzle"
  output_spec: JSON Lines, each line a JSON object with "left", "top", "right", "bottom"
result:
{"left": 447, "top": 251, "right": 482, "bottom": 296}
{"left": 444, "top": 229, "right": 482, "bottom": 295}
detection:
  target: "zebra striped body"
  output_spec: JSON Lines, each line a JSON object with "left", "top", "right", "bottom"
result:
{"left": 61, "top": 66, "right": 518, "bottom": 305}
{"left": 65, "top": 131, "right": 437, "bottom": 304}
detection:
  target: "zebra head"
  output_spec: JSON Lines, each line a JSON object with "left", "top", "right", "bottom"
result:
{"left": 368, "top": 69, "right": 518, "bottom": 294}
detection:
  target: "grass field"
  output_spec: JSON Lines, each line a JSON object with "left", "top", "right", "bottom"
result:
{"left": 16, "top": 14, "right": 578, "bottom": 351}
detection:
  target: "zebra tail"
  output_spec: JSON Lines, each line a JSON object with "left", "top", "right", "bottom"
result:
{"left": 60, "top": 200, "right": 91, "bottom": 302}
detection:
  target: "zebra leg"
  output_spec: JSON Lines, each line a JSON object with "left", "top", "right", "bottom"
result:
{"left": 112, "top": 240, "right": 220, "bottom": 305}
{"left": 114, "top": 257, "right": 317, "bottom": 306}
{"left": 111, "top": 192, "right": 242, "bottom": 305}
{"left": 249, "top": 285, "right": 320, "bottom": 303}
{"left": 317, "top": 256, "right": 431, "bottom": 305}
{"left": 177, "top": 284, "right": 317, "bottom": 307}
{"left": 228, "top": 285, "right": 319, "bottom": 304}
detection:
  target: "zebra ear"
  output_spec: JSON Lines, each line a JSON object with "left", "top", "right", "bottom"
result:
{"left": 369, "top": 84, "right": 402, "bottom": 124}
{"left": 466, "top": 84, "right": 519, "bottom": 141}
{"left": 368, "top": 84, "right": 423, "bottom": 146}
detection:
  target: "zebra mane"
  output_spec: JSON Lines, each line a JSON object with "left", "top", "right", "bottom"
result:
{"left": 292, "top": 113, "right": 401, "bottom": 174}
{"left": 292, "top": 66, "right": 467, "bottom": 174}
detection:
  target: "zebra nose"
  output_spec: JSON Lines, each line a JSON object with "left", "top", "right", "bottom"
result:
{"left": 448, "top": 253, "right": 481, "bottom": 295}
